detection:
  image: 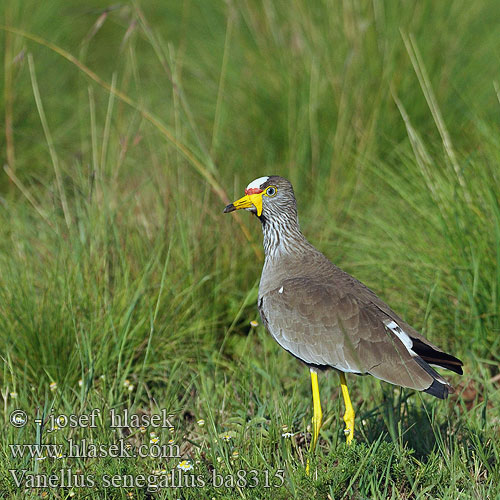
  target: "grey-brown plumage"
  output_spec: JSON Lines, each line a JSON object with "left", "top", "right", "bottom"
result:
{"left": 225, "top": 175, "right": 462, "bottom": 399}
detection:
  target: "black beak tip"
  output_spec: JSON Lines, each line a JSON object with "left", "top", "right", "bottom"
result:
{"left": 223, "top": 203, "right": 235, "bottom": 214}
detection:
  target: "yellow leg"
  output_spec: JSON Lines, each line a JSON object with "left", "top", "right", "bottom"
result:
{"left": 310, "top": 368, "right": 323, "bottom": 451}
{"left": 306, "top": 368, "right": 323, "bottom": 474}
{"left": 339, "top": 372, "right": 355, "bottom": 444}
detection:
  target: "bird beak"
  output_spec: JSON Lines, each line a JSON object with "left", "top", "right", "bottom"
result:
{"left": 223, "top": 193, "right": 263, "bottom": 216}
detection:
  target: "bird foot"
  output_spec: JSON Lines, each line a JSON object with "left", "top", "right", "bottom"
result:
{"left": 343, "top": 412, "right": 354, "bottom": 444}
{"left": 344, "top": 428, "right": 354, "bottom": 444}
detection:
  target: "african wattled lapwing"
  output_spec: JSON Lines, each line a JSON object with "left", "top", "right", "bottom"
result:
{"left": 224, "top": 175, "right": 463, "bottom": 456}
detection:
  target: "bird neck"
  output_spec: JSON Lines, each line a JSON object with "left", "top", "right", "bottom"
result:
{"left": 259, "top": 212, "right": 309, "bottom": 259}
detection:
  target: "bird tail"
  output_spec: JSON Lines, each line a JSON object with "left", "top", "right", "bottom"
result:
{"left": 414, "top": 356, "right": 454, "bottom": 399}
{"left": 410, "top": 337, "right": 463, "bottom": 375}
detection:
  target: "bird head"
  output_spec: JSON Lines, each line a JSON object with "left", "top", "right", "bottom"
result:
{"left": 223, "top": 176, "right": 297, "bottom": 221}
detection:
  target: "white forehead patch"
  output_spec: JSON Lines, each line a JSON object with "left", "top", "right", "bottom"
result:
{"left": 246, "top": 176, "right": 269, "bottom": 190}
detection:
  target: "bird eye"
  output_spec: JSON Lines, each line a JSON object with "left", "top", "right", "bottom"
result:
{"left": 265, "top": 186, "right": 277, "bottom": 197}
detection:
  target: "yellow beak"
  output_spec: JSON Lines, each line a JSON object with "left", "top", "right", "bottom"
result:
{"left": 223, "top": 193, "right": 263, "bottom": 216}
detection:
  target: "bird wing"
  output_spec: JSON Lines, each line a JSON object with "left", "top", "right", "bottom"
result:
{"left": 259, "top": 276, "right": 438, "bottom": 392}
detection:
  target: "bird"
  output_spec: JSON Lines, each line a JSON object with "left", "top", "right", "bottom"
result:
{"left": 224, "top": 175, "right": 463, "bottom": 455}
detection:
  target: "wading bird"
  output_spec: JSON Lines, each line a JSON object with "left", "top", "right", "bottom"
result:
{"left": 224, "top": 176, "right": 462, "bottom": 456}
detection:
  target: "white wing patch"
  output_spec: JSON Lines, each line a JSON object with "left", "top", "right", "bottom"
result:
{"left": 246, "top": 176, "right": 270, "bottom": 190}
{"left": 278, "top": 286, "right": 284, "bottom": 294}
{"left": 385, "top": 320, "right": 417, "bottom": 356}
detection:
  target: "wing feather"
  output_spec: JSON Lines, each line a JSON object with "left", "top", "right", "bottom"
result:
{"left": 259, "top": 277, "right": 435, "bottom": 391}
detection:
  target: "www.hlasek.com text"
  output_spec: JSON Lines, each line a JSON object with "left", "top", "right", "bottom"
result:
{"left": 10, "top": 439, "right": 180, "bottom": 460}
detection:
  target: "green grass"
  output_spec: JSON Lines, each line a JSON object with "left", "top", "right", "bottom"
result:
{"left": 1, "top": 0, "right": 499, "bottom": 498}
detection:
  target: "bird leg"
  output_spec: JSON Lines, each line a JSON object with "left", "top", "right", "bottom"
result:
{"left": 306, "top": 368, "right": 323, "bottom": 475}
{"left": 309, "top": 368, "right": 323, "bottom": 451}
{"left": 339, "top": 372, "right": 355, "bottom": 444}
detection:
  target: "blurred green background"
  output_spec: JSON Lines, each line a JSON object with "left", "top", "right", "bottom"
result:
{"left": 0, "top": 1, "right": 499, "bottom": 498}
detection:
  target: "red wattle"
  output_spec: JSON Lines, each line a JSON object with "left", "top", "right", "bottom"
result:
{"left": 245, "top": 188, "right": 263, "bottom": 195}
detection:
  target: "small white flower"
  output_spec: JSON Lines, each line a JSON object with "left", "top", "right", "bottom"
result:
{"left": 250, "top": 320, "right": 259, "bottom": 327}
{"left": 127, "top": 384, "right": 134, "bottom": 392}
{"left": 123, "top": 379, "right": 131, "bottom": 387}
{"left": 281, "top": 432, "right": 294, "bottom": 438}
{"left": 197, "top": 419, "right": 205, "bottom": 427}
{"left": 49, "top": 382, "right": 57, "bottom": 392}
{"left": 36, "top": 456, "right": 46, "bottom": 461}
{"left": 177, "top": 460, "right": 193, "bottom": 471}
{"left": 150, "top": 437, "right": 159, "bottom": 444}
{"left": 78, "top": 379, "right": 83, "bottom": 387}
{"left": 221, "top": 433, "right": 232, "bottom": 441}
{"left": 10, "top": 391, "right": 18, "bottom": 399}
